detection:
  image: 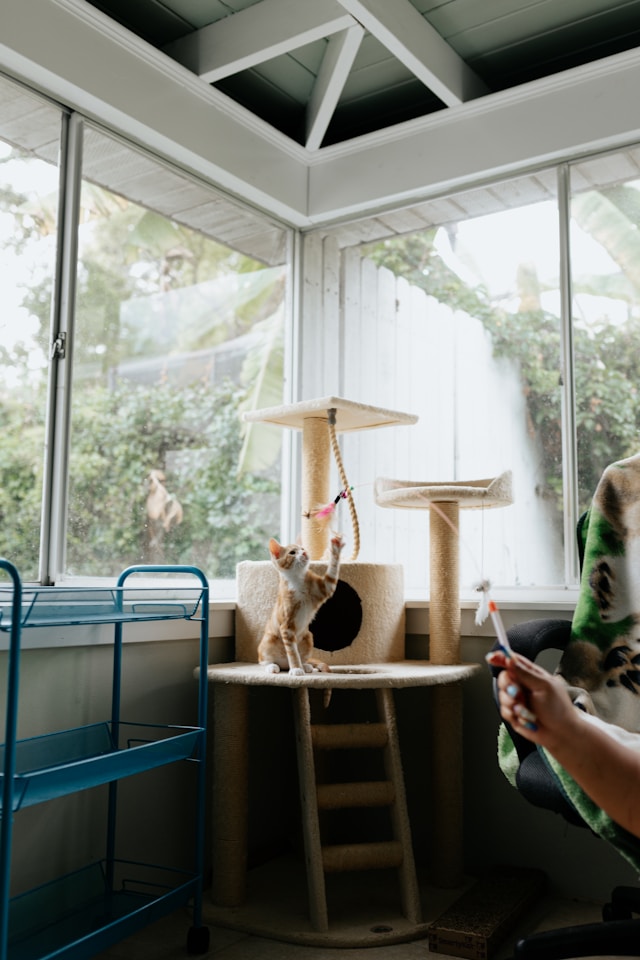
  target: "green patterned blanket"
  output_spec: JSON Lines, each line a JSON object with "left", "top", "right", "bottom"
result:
{"left": 499, "top": 453, "right": 640, "bottom": 869}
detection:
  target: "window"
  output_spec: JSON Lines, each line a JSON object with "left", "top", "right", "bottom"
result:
{"left": 4, "top": 66, "right": 640, "bottom": 597}
{"left": 569, "top": 150, "right": 640, "bottom": 512}
{"left": 0, "top": 76, "right": 291, "bottom": 587}
{"left": 316, "top": 151, "right": 640, "bottom": 596}
{"left": 0, "top": 77, "right": 61, "bottom": 582}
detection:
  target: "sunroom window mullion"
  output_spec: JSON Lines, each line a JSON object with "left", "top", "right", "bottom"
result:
{"left": 557, "top": 162, "right": 580, "bottom": 586}
{"left": 39, "top": 112, "right": 83, "bottom": 585}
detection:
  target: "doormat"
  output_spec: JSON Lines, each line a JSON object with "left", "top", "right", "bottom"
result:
{"left": 427, "top": 865, "right": 547, "bottom": 959}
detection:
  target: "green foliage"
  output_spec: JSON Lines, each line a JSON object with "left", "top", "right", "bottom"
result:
{"left": 364, "top": 197, "right": 640, "bottom": 519}
{"left": 65, "top": 380, "right": 278, "bottom": 578}
{"left": 0, "top": 397, "right": 45, "bottom": 580}
{"left": 1, "top": 156, "right": 282, "bottom": 581}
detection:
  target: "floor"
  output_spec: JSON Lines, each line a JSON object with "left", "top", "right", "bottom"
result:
{"left": 94, "top": 891, "right": 611, "bottom": 960}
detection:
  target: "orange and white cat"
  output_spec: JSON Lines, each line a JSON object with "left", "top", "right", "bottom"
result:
{"left": 258, "top": 533, "right": 344, "bottom": 675}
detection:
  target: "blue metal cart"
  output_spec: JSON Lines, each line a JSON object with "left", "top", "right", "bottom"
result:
{"left": 0, "top": 561, "right": 210, "bottom": 960}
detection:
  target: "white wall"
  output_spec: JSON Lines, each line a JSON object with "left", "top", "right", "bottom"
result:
{"left": 298, "top": 235, "right": 562, "bottom": 594}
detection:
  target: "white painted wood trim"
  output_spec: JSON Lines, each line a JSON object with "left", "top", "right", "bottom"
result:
{"left": 2, "top": 0, "right": 640, "bottom": 226}
{"left": 335, "top": 0, "right": 488, "bottom": 104}
{"left": 306, "top": 24, "right": 364, "bottom": 151}
{"left": 164, "top": 0, "right": 354, "bottom": 84}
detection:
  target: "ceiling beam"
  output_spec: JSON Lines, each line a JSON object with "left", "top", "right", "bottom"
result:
{"left": 163, "top": 0, "right": 355, "bottom": 84}
{"left": 305, "top": 24, "right": 364, "bottom": 151}
{"left": 335, "top": 0, "right": 488, "bottom": 105}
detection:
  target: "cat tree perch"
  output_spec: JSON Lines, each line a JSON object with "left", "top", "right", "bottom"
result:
{"left": 374, "top": 473, "right": 513, "bottom": 664}
{"left": 242, "top": 395, "right": 419, "bottom": 560}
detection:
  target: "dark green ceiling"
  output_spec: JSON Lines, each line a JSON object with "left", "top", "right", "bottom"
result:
{"left": 85, "top": 0, "right": 640, "bottom": 149}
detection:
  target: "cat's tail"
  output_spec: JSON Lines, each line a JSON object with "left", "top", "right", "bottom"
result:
{"left": 308, "top": 657, "right": 330, "bottom": 672}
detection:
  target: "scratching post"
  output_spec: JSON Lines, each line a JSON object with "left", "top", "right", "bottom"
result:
{"left": 429, "top": 683, "right": 464, "bottom": 887}
{"left": 429, "top": 501, "right": 460, "bottom": 665}
{"left": 211, "top": 683, "right": 249, "bottom": 907}
{"left": 301, "top": 415, "right": 331, "bottom": 559}
{"left": 375, "top": 472, "right": 513, "bottom": 886}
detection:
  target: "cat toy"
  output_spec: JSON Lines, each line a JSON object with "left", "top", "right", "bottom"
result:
{"left": 312, "top": 486, "right": 354, "bottom": 521}
{"left": 475, "top": 576, "right": 538, "bottom": 730}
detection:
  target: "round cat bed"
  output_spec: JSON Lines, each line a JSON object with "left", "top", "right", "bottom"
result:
{"left": 235, "top": 559, "right": 405, "bottom": 665}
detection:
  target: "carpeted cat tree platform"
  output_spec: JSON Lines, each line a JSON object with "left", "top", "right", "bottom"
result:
{"left": 204, "top": 397, "right": 486, "bottom": 945}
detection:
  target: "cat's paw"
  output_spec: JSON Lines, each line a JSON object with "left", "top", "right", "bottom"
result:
{"left": 302, "top": 663, "right": 314, "bottom": 673}
{"left": 331, "top": 532, "right": 344, "bottom": 551}
{"left": 263, "top": 662, "right": 280, "bottom": 674}
{"left": 290, "top": 667, "right": 304, "bottom": 676}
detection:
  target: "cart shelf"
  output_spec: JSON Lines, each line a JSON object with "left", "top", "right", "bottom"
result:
{"left": 0, "top": 561, "right": 210, "bottom": 960}
{"left": 0, "top": 585, "right": 205, "bottom": 631}
{"left": 0, "top": 721, "right": 201, "bottom": 812}
{"left": 7, "top": 860, "right": 199, "bottom": 960}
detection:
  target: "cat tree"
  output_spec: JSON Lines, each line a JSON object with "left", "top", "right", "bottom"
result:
{"left": 204, "top": 396, "right": 482, "bottom": 945}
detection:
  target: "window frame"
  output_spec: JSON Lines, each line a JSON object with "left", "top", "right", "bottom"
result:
{"left": 3, "top": 72, "right": 638, "bottom": 595}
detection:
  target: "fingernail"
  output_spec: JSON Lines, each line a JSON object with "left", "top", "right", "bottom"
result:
{"left": 506, "top": 683, "right": 519, "bottom": 697}
{"left": 514, "top": 703, "right": 537, "bottom": 723}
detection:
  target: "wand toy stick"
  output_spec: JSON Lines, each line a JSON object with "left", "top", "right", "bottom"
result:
{"left": 480, "top": 584, "right": 538, "bottom": 731}
{"left": 488, "top": 597, "right": 512, "bottom": 659}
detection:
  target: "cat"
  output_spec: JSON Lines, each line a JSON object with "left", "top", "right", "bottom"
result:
{"left": 258, "top": 533, "right": 344, "bottom": 675}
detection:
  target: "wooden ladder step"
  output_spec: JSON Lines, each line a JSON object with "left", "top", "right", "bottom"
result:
{"left": 322, "top": 840, "right": 404, "bottom": 873}
{"left": 316, "top": 780, "right": 395, "bottom": 810}
{"left": 310, "top": 722, "right": 388, "bottom": 750}
{"left": 293, "top": 687, "right": 422, "bottom": 930}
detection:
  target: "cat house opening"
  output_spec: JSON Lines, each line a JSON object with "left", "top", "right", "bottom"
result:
{"left": 310, "top": 580, "right": 362, "bottom": 652}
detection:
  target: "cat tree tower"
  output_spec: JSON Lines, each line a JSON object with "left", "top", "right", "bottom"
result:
{"left": 204, "top": 397, "right": 482, "bottom": 946}
{"left": 374, "top": 472, "right": 513, "bottom": 884}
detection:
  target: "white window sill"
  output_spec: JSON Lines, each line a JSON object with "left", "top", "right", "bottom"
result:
{"left": 1, "top": 589, "right": 577, "bottom": 651}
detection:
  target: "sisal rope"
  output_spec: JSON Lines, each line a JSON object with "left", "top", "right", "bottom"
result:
{"left": 301, "top": 416, "right": 331, "bottom": 559}
{"left": 428, "top": 501, "right": 460, "bottom": 664}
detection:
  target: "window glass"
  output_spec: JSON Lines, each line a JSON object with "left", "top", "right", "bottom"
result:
{"left": 345, "top": 173, "right": 564, "bottom": 594}
{"left": 570, "top": 149, "right": 640, "bottom": 513}
{"left": 0, "top": 77, "right": 61, "bottom": 581}
{"left": 65, "top": 126, "right": 288, "bottom": 584}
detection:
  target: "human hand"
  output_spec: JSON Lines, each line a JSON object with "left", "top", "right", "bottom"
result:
{"left": 486, "top": 650, "right": 579, "bottom": 750}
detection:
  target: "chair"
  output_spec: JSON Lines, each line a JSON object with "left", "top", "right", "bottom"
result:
{"left": 488, "top": 511, "right": 640, "bottom": 958}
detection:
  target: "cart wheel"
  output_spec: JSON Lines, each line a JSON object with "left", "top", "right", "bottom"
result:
{"left": 187, "top": 924, "right": 210, "bottom": 954}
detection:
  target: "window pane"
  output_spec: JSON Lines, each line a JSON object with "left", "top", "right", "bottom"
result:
{"left": 65, "top": 126, "right": 289, "bottom": 583}
{"left": 0, "top": 77, "right": 61, "bottom": 581}
{"left": 570, "top": 149, "right": 640, "bottom": 512}
{"left": 341, "top": 173, "right": 564, "bottom": 593}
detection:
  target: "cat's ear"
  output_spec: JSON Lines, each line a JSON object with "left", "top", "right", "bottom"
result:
{"left": 268, "top": 538, "right": 282, "bottom": 559}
